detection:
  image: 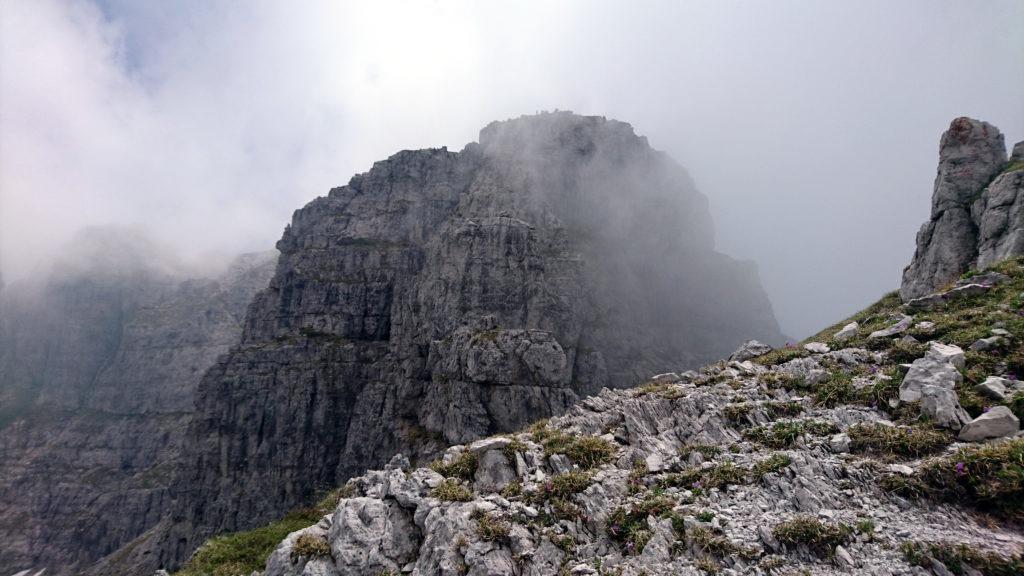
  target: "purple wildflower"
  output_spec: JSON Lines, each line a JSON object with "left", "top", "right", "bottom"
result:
{"left": 955, "top": 462, "right": 966, "bottom": 476}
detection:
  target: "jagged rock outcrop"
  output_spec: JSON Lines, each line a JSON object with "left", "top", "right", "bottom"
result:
{"left": 901, "top": 117, "right": 1023, "bottom": 300}
{"left": 0, "top": 227, "right": 276, "bottom": 575}
{"left": 96, "top": 112, "right": 784, "bottom": 574}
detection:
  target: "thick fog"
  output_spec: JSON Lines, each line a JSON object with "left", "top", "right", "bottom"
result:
{"left": 1, "top": 0, "right": 1022, "bottom": 338}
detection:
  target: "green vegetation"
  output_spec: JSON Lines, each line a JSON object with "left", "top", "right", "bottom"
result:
{"left": 173, "top": 508, "right": 324, "bottom": 576}
{"left": 772, "top": 516, "right": 853, "bottom": 557}
{"left": 432, "top": 478, "right": 474, "bottom": 502}
{"left": 632, "top": 380, "right": 687, "bottom": 399}
{"left": 291, "top": 533, "right": 331, "bottom": 560}
{"left": 744, "top": 420, "right": 838, "bottom": 448}
{"left": 529, "top": 424, "right": 617, "bottom": 469}
{"left": 502, "top": 437, "right": 528, "bottom": 463}
{"left": 659, "top": 462, "right": 747, "bottom": 493}
{"left": 855, "top": 519, "right": 875, "bottom": 535}
{"left": 753, "top": 347, "right": 807, "bottom": 366}
{"left": 539, "top": 471, "right": 593, "bottom": 499}
{"left": 686, "top": 525, "right": 751, "bottom": 558}
{"left": 723, "top": 401, "right": 803, "bottom": 425}
{"left": 472, "top": 510, "right": 511, "bottom": 541}
{"left": 607, "top": 494, "right": 682, "bottom": 554}
{"left": 751, "top": 453, "right": 791, "bottom": 479}
{"left": 696, "top": 510, "right": 716, "bottom": 522}
{"left": 914, "top": 438, "right": 1024, "bottom": 520}
{"left": 682, "top": 443, "right": 722, "bottom": 459}
{"left": 500, "top": 481, "right": 522, "bottom": 499}
{"left": 901, "top": 541, "right": 1024, "bottom": 576}
{"left": 429, "top": 451, "right": 479, "bottom": 480}
{"left": 846, "top": 423, "right": 951, "bottom": 458}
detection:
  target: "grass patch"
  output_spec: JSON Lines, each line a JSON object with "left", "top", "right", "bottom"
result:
{"left": 915, "top": 438, "right": 1024, "bottom": 520}
{"left": 753, "top": 347, "right": 807, "bottom": 366}
{"left": 472, "top": 510, "right": 511, "bottom": 541}
{"left": 687, "top": 525, "right": 754, "bottom": 559}
{"left": 772, "top": 516, "right": 853, "bottom": 557}
{"left": 173, "top": 508, "right": 323, "bottom": 576}
{"left": 901, "top": 541, "right": 1024, "bottom": 576}
{"left": 538, "top": 471, "right": 592, "bottom": 499}
{"left": 682, "top": 443, "right": 722, "bottom": 459}
{"left": 659, "top": 462, "right": 748, "bottom": 493}
{"left": 744, "top": 420, "right": 838, "bottom": 448}
{"left": 633, "top": 381, "right": 687, "bottom": 399}
{"left": 291, "top": 533, "right": 330, "bottom": 561}
{"left": 607, "top": 494, "right": 681, "bottom": 554}
{"left": 723, "top": 401, "right": 803, "bottom": 425}
{"left": 432, "top": 479, "right": 473, "bottom": 502}
{"left": 751, "top": 453, "right": 791, "bottom": 479}
{"left": 429, "top": 451, "right": 479, "bottom": 481}
{"left": 847, "top": 423, "right": 951, "bottom": 458}
{"left": 530, "top": 426, "right": 617, "bottom": 469}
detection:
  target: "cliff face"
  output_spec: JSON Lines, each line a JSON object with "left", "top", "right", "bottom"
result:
{"left": 0, "top": 228, "right": 276, "bottom": 575}
{"left": 93, "top": 112, "right": 783, "bottom": 573}
{"left": 901, "top": 117, "right": 1024, "bottom": 300}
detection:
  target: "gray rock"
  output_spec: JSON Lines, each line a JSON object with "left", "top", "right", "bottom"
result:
{"left": 958, "top": 406, "right": 1020, "bottom": 442}
{"left": 969, "top": 336, "right": 1001, "bottom": 351}
{"left": 974, "top": 376, "right": 1010, "bottom": 400}
{"left": 829, "top": 433, "right": 851, "bottom": 453}
{"left": 901, "top": 118, "right": 1010, "bottom": 300}
{"left": 833, "top": 322, "right": 859, "bottom": 341}
{"left": 474, "top": 450, "right": 516, "bottom": 492}
{"left": 899, "top": 344, "right": 965, "bottom": 403}
{"left": 921, "top": 385, "right": 971, "bottom": 430}
{"left": 868, "top": 315, "right": 912, "bottom": 339}
{"left": 729, "top": 340, "right": 773, "bottom": 362}
{"left": 803, "top": 342, "right": 830, "bottom": 354}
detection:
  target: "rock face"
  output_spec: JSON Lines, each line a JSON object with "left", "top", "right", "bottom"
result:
{"left": 96, "top": 112, "right": 784, "bottom": 573}
{"left": 257, "top": 343, "right": 1024, "bottom": 576}
{"left": 0, "top": 227, "right": 277, "bottom": 575}
{"left": 901, "top": 117, "right": 1024, "bottom": 300}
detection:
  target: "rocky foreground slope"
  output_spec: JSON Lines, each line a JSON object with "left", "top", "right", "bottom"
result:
{"left": 185, "top": 255, "right": 1024, "bottom": 576}
{"left": 0, "top": 228, "right": 276, "bottom": 574}
{"left": 95, "top": 112, "right": 785, "bottom": 574}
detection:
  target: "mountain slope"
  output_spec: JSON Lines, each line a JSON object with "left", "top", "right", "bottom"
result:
{"left": 0, "top": 229, "right": 277, "bottom": 575}
{"left": 93, "top": 112, "right": 785, "bottom": 574}
{"left": 178, "top": 256, "right": 1024, "bottom": 576}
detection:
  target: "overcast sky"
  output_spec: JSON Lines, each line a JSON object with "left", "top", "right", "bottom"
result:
{"left": 1, "top": 0, "right": 1022, "bottom": 338}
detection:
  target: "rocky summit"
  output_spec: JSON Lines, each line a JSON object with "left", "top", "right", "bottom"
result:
{"left": 0, "top": 227, "right": 277, "bottom": 575}
{"left": 90, "top": 112, "right": 784, "bottom": 575}
{"left": 164, "top": 118, "right": 1024, "bottom": 576}
{"left": 901, "top": 118, "right": 1024, "bottom": 301}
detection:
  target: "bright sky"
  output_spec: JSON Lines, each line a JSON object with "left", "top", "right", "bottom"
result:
{"left": 1, "top": 0, "right": 1022, "bottom": 337}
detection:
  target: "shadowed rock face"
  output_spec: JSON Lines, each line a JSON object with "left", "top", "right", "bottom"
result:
{"left": 0, "top": 228, "right": 277, "bottom": 575}
{"left": 90, "top": 112, "right": 784, "bottom": 574}
{"left": 901, "top": 117, "right": 1024, "bottom": 300}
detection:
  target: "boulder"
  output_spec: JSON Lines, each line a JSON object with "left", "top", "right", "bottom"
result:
{"left": 833, "top": 322, "right": 859, "bottom": 341}
{"left": 899, "top": 345, "right": 964, "bottom": 403}
{"left": 921, "top": 386, "right": 971, "bottom": 430}
{"left": 868, "top": 315, "right": 912, "bottom": 339}
{"left": 958, "top": 406, "right": 1020, "bottom": 442}
{"left": 969, "top": 336, "right": 1001, "bottom": 351}
{"left": 729, "top": 340, "right": 773, "bottom": 362}
{"left": 474, "top": 450, "right": 516, "bottom": 492}
{"left": 803, "top": 342, "right": 830, "bottom": 354}
{"left": 974, "top": 376, "right": 1010, "bottom": 400}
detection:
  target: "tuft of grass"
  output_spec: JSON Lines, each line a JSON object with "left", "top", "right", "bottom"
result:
{"left": 502, "top": 437, "right": 528, "bottom": 463}
{"left": 540, "top": 471, "right": 593, "bottom": 499}
{"left": 915, "top": 438, "right": 1024, "bottom": 520}
{"left": 173, "top": 508, "right": 323, "bottom": 576}
{"left": 744, "top": 420, "right": 838, "bottom": 448}
{"left": 500, "top": 481, "right": 522, "bottom": 499}
{"left": 607, "top": 494, "right": 681, "bottom": 554}
{"left": 751, "top": 453, "right": 791, "bottom": 479}
{"left": 696, "top": 510, "right": 716, "bottom": 522}
{"left": 855, "top": 519, "right": 875, "bottom": 535}
{"left": 633, "top": 380, "right": 687, "bottom": 399}
{"left": 472, "top": 510, "right": 511, "bottom": 541}
{"left": 429, "top": 451, "right": 479, "bottom": 481}
{"left": 901, "top": 541, "right": 1024, "bottom": 576}
{"left": 290, "top": 532, "right": 331, "bottom": 561}
{"left": 754, "top": 347, "right": 807, "bottom": 366}
{"left": 772, "top": 516, "right": 853, "bottom": 557}
{"left": 683, "top": 443, "right": 722, "bottom": 459}
{"left": 432, "top": 479, "right": 473, "bottom": 502}
{"left": 530, "top": 426, "right": 617, "bottom": 469}
{"left": 723, "top": 401, "right": 803, "bottom": 425}
{"left": 846, "top": 423, "right": 951, "bottom": 458}
{"left": 687, "top": 525, "right": 752, "bottom": 559}
{"left": 659, "top": 462, "right": 748, "bottom": 493}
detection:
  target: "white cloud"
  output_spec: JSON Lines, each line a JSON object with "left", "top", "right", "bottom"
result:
{"left": 1, "top": 0, "right": 1022, "bottom": 336}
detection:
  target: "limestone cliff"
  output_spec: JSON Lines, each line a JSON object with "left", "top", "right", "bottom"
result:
{"left": 94, "top": 112, "right": 784, "bottom": 573}
{"left": 901, "top": 117, "right": 1024, "bottom": 300}
{"left": 0, "top": 228, "right": 276, "bottom": 575}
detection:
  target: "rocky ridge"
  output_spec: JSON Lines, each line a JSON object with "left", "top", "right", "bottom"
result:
{"left": 94, "top": 112, "right": 785, "bottom": 574}
{"left": 901, "top": 118, "right": 1024, "bottom": 300}
{"left": 200, "top": 257, "right": 1024, "bottom": 576}
{"left": 0, "top": 228, "right": 277, "bottom": 575}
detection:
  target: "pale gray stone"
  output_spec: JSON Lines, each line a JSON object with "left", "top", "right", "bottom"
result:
{"left": 958, "top": 406, "right": 1020, "bottom": 442}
